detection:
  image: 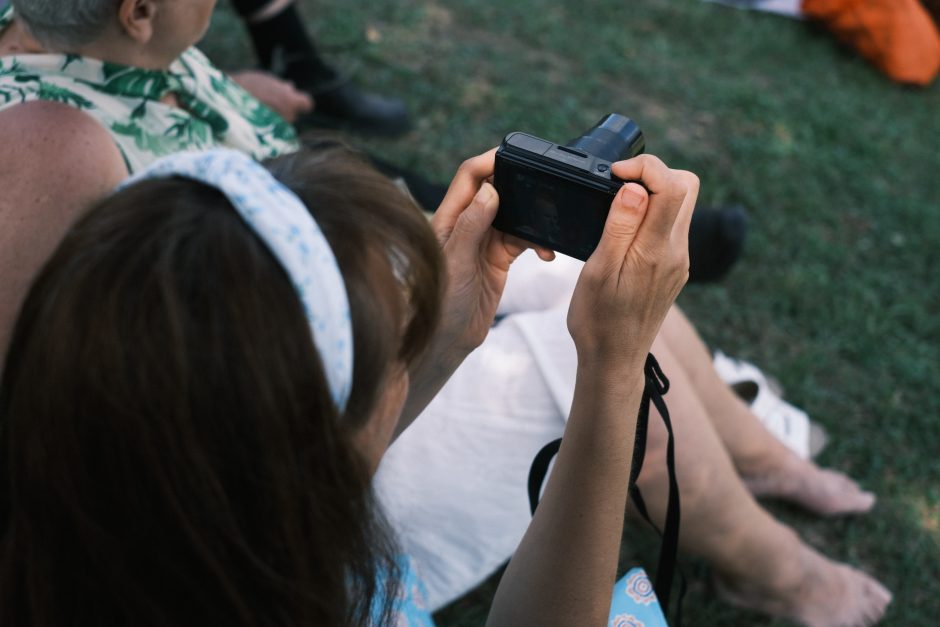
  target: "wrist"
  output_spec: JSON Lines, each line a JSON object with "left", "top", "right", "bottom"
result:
{"left": 575, "top": 342, "right": 649, "bottom": 376}
{"left": 573, "top": 357, "right": 646, "bottom": 404}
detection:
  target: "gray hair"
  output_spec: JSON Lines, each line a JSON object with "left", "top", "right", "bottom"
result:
{"left": 12, "top": 0, "right": 120, "bottom": 49}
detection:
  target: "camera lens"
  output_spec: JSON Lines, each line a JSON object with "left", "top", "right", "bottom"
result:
{"left": 565, "top": 114, "right": 645, "bottom": 163}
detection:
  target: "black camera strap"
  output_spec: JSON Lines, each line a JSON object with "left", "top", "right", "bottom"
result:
{"left": 527, "top": 353, "right": 684, "bottom": 620}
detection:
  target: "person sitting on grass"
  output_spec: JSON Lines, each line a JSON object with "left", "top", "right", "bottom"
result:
{"left": 0, "top": 2, "right": 891, "bottom": 625}
{"left": 379, "top": 248, "right": 893, "bottom": 627}
{"left": 230, "top": 0, "right": 412, "bottom": 134}
{"left": 0, "top": 145, "right": 692, "bottom": 626}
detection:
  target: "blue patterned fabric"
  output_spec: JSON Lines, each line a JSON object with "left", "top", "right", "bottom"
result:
{"left": 386, "top": 557, "right": 436, "bottom": 627}
{"left": 120, "top": 149, "right": 354, "bottom": 409}
{"left": 608, "top": 568, "right": 669, "bottom": 627}
{"left": 384, "top": 563, "right": 667, "bottom": 626}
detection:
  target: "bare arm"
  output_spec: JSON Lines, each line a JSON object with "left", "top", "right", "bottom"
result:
{"left": 0, "top": 101, "right": 127, "bottom": 357}
{"left": 486, "top": 156, "right": 698, "bottom": 626}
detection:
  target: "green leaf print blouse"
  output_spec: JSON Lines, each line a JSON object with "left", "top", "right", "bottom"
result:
{"left": 0, "top": 6, "right": 299, "bottom": 173}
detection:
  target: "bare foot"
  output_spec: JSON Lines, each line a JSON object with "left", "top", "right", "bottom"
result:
{"left": 741, "top": 451, "right": 876, "bottom": 516}
{"left": 716, "top": 544, "right": 892, "bottom": 627}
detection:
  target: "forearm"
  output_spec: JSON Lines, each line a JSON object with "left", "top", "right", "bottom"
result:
{"left": 395, "top": 344, "right": 467, "bottom": 437}
{"left": 486, "top": 357, "right": 646, "bottom": 627}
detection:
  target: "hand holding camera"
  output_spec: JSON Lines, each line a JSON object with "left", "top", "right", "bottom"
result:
{"left": 492, "top": 114, "right": 646, "bottom": 261}
{"left": 567, "top": 154, "right": 698, "bottom": 372}
{"left": 491, "top": 113, "right": 697, "bottom": 369}
{"left": 429, "top": 150, "right": 555, "bottom": 360}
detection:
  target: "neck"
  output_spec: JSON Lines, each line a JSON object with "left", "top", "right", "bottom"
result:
{"left": 74, "top": 38, "right": 175, "bottom": 70}
{"left": 0, "top": 20, "right": 44, "bottom": 55}
{"left": 8, "top": 18, "right": 176, "bottom": 70}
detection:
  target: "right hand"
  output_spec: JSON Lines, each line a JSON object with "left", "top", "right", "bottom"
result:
{"left": 567, "top": 155, "right": 698, "bottom": 369}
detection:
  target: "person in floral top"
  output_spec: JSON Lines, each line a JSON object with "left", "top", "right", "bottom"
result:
{"left": 0, "top": 4, "right": 301, "bottom": 173}
{"left": 0, "top": 0, "right": 311, "bottom": 352}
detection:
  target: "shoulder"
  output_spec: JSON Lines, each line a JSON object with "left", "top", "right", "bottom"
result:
{"left": 0, "top": 101, "right": 128, "bottom": 355}
{"left": 0, "top": 100, "right": 128, "bottom": 189}
{"left": 0, "top": 100, "right": 128, "bottom": 267}
{"left": 0, "top": 98, "right": 128, "bottom": 252}
{"left": 0, "top": 99, "right": 128, "bottom": 258}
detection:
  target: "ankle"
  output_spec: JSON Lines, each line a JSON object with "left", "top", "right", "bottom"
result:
{"left": 736, "top": 438, "right": 800, "bottom": 479}
{"left": 718, "top": 524, "right": 806, "bottom": 596}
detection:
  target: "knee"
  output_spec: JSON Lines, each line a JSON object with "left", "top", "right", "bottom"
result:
{"left": 633, "top": 420, "right": 725, "bottom": 518}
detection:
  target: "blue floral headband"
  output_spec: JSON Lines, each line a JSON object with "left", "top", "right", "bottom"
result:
{"left": 120, "top": 149, "right": 354, "bottom": 410}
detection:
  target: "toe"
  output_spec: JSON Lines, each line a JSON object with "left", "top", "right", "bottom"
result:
{"left": 860, "top": 573, "right": 892, "bottom": 625}
{"left": 818, "top": 469, "right": 877, "bottom": 515}
{"left": 853, "top": 490, "right": 876, "bottom": 512}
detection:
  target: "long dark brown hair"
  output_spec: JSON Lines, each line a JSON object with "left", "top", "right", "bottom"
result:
{"left": 0, "top": 140, "right": 444, "bottom": 626}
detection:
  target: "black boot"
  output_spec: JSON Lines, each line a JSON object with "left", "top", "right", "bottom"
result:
{"left": 687, "top": 205, "right": 749, "bottom": 283}
{"left": 240, "top": 3, "right": 411, "bottom": 136}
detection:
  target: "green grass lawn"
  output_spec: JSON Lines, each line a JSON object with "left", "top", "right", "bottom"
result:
{"left": 204, "top": 1, "right": 940, "bottom": 624}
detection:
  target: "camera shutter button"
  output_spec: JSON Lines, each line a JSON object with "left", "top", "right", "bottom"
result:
{"left": 596, "top": 163, "right": 609, "bottom": 173}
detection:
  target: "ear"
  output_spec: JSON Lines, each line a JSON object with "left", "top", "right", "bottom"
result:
{"left": 117, "top": 0, "right": 156, "bottom": 44}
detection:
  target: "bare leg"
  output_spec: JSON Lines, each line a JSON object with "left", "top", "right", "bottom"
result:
{"left": 656, "top": 306, "right": 874, "bottom": 516}
{"left": 632, "top": 335, "right": 891, "bottom": 626}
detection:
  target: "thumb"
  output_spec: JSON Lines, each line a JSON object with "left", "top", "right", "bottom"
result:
{"left": 589, "top": 183, "right": 649, "bottom": 266}
{"left": 449, "top": 183, "right": 499, "bottom": 252}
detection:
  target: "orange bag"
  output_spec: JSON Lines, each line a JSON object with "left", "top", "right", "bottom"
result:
{"left": 801, "top": 0, "right": 940, "bottom": 85}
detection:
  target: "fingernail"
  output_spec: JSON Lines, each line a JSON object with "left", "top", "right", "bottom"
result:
{"left": 621, "top": 187, "right": 644, "bottom": 209}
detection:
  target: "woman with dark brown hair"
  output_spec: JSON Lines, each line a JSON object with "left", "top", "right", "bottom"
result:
{"left": 0, "top": 142, "right": 695, "bottom": 626}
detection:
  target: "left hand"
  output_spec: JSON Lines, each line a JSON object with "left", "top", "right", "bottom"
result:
{"left": 395, "top": 149, "right": 553, "bottom": 435}
{"left": 430, "top": 149, "right": 554, "bottom": 359}
{"left": 229, "top": 70, "right": 314, "bottom": 123}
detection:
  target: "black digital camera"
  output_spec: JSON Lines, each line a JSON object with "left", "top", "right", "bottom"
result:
{"left": 492, "top": 113, "right": 645, "bottom": 261}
